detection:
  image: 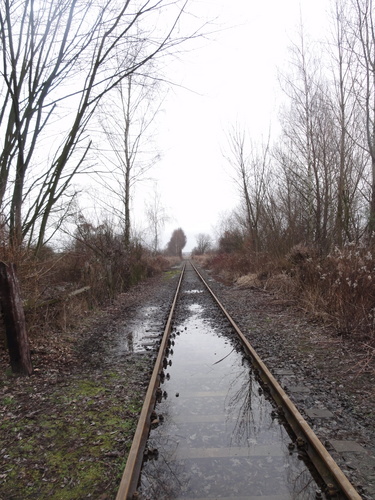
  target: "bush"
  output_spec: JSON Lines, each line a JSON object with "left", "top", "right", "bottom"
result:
{"left": 202, "top": 243, "right": 375, "bottom": 338}
{"left": 288, "top": 245, "right": 375, "bottom": 336}
{"left": 0, "top": 231, "right": 171, "bottom": 345}
{"left": 204, "top": 250, "right": 273, "bottom": 283}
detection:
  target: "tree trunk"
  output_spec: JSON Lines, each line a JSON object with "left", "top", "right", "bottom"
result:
{"left": 0, "top": 263, "right": 33, "bottom": 376}
{"left": 370, "top": 156, "right": 375, "bottom": 237}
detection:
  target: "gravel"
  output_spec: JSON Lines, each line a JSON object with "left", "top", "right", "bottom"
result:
{"left": 196, "top": 264, "right": 375, "bottom": 499}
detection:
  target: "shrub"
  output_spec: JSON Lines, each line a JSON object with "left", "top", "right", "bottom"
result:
{"left": 202, "top": 243, "right": 375, "bottom": 338}
{"left": 218, "top": 229, "right": 244, "bottom": 254}
{"left": 205, "top": 250, "right": 273, "bottom": 283}
{"left": 289, "top": 245, "right": 375, "bottom": 336}
{"left": 0, "top": 229, "right": 171, "bottom": 345}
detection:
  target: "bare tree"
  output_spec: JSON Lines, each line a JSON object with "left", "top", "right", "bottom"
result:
{"left": 273, "top": 4, "right": 371, "bottom": 251}
{"left": 166, "top": 228, "right": 186, "bottom": 258}
{"left": 348, "top": 0, "right": 375, "bottom": 235}
{"left": 0, "top": 0, "right": 193, "bottom": 254}
{"left": 145, "top": 184, "right": 170, "bottom": 254}
{"left": 224, "top": 126, "right": 270, "bottom": 253}
{"left": 326, "top": 0, "right": 366, "bottom": 245}
{"left": 192, "top": 233, "right": 212, "bottom": 255}
{"left": 96, "top": 70, "right": 163, "bottom": 249}
{"left": 277, "top": 22, "right": 343, "bottom": 251}
{"left": 331, "top": 0, "right": 355, "bottom": 245}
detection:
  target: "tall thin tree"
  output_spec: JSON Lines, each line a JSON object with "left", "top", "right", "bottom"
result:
{"left": 0, "top": 0, "right": 192, "bottom": 254}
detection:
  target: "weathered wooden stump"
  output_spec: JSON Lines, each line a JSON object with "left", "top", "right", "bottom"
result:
{"left": 0, "top": 262, "right": 33, "bottom": 375}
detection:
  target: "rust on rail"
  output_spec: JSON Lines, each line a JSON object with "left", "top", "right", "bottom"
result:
{"left": 116, "top": 261, "right": 361, "bottom": 500}
{"left": 191, "top": 261, "right": 361, "bottom": 500}
{"left": 116, "top": 263, "right": 185, "bottom": 500}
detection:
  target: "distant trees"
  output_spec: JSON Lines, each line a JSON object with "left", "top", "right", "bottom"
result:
{"left": 166, "top": 228, "right": 187, "bottom": 258}
{"left": 192, "top": 233, "right": 212, "bottom": 255}
{"left": 145, "top": 185, "right": 170, "bottom": 255}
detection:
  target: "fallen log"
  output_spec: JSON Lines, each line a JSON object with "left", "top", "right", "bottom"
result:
{"left": 24, "top": 285, "right": 91, "bottom": 310}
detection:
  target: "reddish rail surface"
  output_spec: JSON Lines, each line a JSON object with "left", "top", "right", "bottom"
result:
{"left": 116, "top": 261, "right": 361, "bottom": 500}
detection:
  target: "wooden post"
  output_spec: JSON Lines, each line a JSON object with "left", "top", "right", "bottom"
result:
{"left": 0, "top": 262, "right": 33, "bottom": 376}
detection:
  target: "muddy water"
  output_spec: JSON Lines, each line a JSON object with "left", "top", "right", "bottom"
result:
{"left": 116, "top": 305, "right": 162, "bottom": 353}
{"left": 137, "top": 268, "right": 323, "bottom": 499}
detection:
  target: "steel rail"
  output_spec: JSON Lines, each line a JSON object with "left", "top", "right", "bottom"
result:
{"left": 116, "top": 263, "right": 186, "bottom": 500}
{"left": 191, "top": 261, "right": 362, "bottom": 500}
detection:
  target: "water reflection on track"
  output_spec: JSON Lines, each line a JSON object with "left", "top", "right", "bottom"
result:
{"left": 137, "top": 266, "right": 322, "bottom": 499}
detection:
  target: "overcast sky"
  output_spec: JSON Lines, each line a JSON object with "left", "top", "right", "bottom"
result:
{"left": 130, "top": 0, "right": 329, "bottom": 252}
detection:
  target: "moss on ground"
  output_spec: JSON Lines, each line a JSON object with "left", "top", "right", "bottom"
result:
{"left": 164, "top": 269, "right": 181, "bottom": 280}
{"left": 0, "top": 360, "right": 149, "bottom": 499}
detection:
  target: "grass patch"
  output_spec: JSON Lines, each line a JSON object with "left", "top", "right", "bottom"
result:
{"left": 164, "top": 269, "right": 181, "bottom": 280}
{"left": 0, "top": 364, "right": 148, "bottom": 498}
{"left": 2, "top": 395, "right": 15, "bottom": 406}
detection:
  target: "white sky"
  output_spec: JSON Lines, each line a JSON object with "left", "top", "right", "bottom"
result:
{"left": 131, "top": 0, "right": 330, "bottom": 251}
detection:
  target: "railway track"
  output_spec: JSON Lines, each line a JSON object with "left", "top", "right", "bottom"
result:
{"left": 116, "top": 261, "right": 361, "bottom": 500}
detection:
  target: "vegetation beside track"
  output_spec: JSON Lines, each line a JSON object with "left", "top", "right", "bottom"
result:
{"left": 0, "top": 353, "right": 150, "bottom": 499}
{"left": 196, "top": 244, "right": 375, "bottom": 343}
{"left": 0, "top": 263, "right": 180, "bottom": 498}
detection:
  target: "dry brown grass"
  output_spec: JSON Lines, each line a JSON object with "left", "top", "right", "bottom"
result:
{"left": 0, "top": 242, "right": 171, "bottom": 348}
{"left": 235, "top": 273, "right": 261, "bottom": 288}
{"left": 203, "top": 244, "right": 375, "bottom": 339}
{"left": 165, "top": 256, "right": 184, "bottom": 268}
{"left": 263, "top": 272, "right": 295, "bottom": 295}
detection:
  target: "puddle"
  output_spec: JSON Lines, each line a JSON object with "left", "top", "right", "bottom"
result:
{"left": 187, "top": 303, "right": 203, "bottom": 313}
{"left": 138, "top": 301, "right": 324, "bottom": 499}
{"left": 115, "top": 306, "right": 161, "bottom": 354}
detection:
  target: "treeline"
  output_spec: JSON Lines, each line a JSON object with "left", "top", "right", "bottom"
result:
{"left": 222, "top": 1, "right": 375, "bottom": 255}
{"left": 202, "top": 1, "right": 375, "bottom": 340}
